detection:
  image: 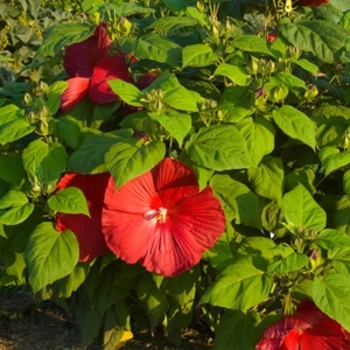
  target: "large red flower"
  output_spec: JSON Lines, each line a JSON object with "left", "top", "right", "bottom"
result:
{"left": 297, "top": 0, "right": 329, "bottom": 6}
{"left": 55, "top": 172, "right": 110, "bottom": 262}
{"left": 102, "top": 158, "right": 226, "bottom": 277}
{"left": 256, "top": 300, "right": 350, "bottom": 350}
{"left": 61, "top": 25, "right": 134, "bottom": 112}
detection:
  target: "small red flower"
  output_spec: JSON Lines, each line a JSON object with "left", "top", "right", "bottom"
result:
{"left": 267, "top": 31, "right": 277, "bottom": 43}
{"left": 297, "top": 0, "right": 329, "bottom": 6}
{"left": 256, "top": 300, "right": 350, "bottom": 350}
{"left": 136, "top": 72, "right": 159, "bottom": 90}
{"left": 102, "top": 158, "right": 226, "bottom": 277}
{"left": 61, "top": 25, "right": 134, "bottom": 112}
{"left": 55, "top": 172, "right": 110, "bottom": 262}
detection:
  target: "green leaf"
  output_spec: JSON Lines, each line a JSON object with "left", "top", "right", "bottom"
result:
{"left": 231, "top": 35, "right": 274, "bottom": 57}
{"left": 0, "top": 104, "right": 35, "bottom": 143}
{"left": 248, "top": 156, "right": 284, "bottom": 204}
{"left": 200, "top": 255, "right": 273, "bottom": 310}
{"left": 108, "top": 80, "right": 143, "bottom": 107}
{"left": 47, "top": 81, "right": 69, "bottom": 114}
{"left": 328, "top": 247, "right": 350, "bottom": 277}
{"left": 318, "top": 147, "right": 350, "bottom": 175}
{"left": 35, "top": 23, "right": 95, "bottom": 60}
{"left": 182, "top": 44, "right": 218, "bottom": 68}
{"left": 273, "top": 105, "right": 316, "bottom": 149}
{"left": 282, "top": 184, "right": 326, "bottom": 232}
{"left": 185, "top": 125, "right": 252, "bottom": 171}
{"left": 279, "top": 18, "right": 346, "bottom": 63}
{"left": 24, "top": 222, "right": 79, "bottom": 293}
{"left": 185, "top": 7, "right": 209, "bottom": 27}
{"left": 0, "top": 154, "right": 26, "bottom": 186}
{"left": 105, "top": 139, "right": 166, "bottom": 188}
{"left": 267, "top": 248, "right": 309, "bottom": 275}
{"left": 0, "top": 190, "right": 34, "bottom": 225}
{"left": 203, "top": 233, "right": 233, "bottom": 268}
{"left": 344, "top": 170, "right": 350, "bottom": 196}
{"left": 137, "top": 274, "right": 169, "bottom": 329}
{"left": 293, "top": 58, "right": 318, "bottom": 76}
{"left": 313, "top": 274, "right": 350, "bottom": 331}
{"left": 148, "top": 111, "right": 191, "bottom": 146}
{"left": 267, "top": 72, "right": 307, "bottom": 95}
{"left": 315, "top": 229, "right": 350, "bottom": 250}
{"left": 23, "top": 140, "right": 68, "bottom": 183}
{"left": 334, "top": 195, "right": 350, "bottom": 234}
{"left": 215, "top": 310, "right": 260, "bottom": 350}
{"left": 214, "top": 63, "right": 251, "bottom": 86}
{"left": 52, "top": 116, "right": 81, "bottom": 150}
{"left": 48, "top": 187, "right": 90, "bottom": 217}
{"left": 67, "top": 132, "right": 123, "bottom": 174}
{"left": 210, "top": 175, "right": 261, "bottom": 229}
{"left": 148, "top": 16, "right": 198, "bottom": 32}
{"left": 237, "top": 118, "right": 275, "bottom": 167}
{"left": 107, "top": 2, "right": 155, "bottom": 16}
{"left": 122, "top": 34, "right": 182, "bottom": 67}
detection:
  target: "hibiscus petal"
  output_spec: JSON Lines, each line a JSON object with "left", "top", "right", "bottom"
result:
{"left": 55, "top": 172, "right": 110, "bottom": 261}
{"left": 102, "top": 158, "right": 226, "bottom": 276}
{"left": 61, "top": 77, "right": 90, "bottom": 112}
{"left": 64, "top": 25, "right": 111, "bottom": 78}
{"left": 152, "top": 158, "right": 199, "bottom": 206}
{"left": 89, "top": 55, "right": 134, "bottom": 104}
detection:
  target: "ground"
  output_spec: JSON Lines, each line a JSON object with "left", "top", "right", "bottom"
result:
{"left": 0, "top": 292, "right": 214, "bottom": 350}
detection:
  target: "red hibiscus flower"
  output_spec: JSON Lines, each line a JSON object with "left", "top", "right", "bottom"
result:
{"left": 61, "top": 25, "right": 134, "bottom": 112}
{"left": 267, "top": 31, "right": 277, "bottom": 43}
{"left": 102, "top": 158, "right": 226, "bottom": 277}
{"left": 297, "top": 0, "right": 329, "bottom": 6}
{"left": 55, "top": 172, "right": 110, "bottom": 262}
{"left": 256, "top": 299, "right": 350, "bottom": 350}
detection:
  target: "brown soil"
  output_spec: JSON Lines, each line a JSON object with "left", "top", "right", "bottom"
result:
{"left": 0, "top": 292, "right": 214, "bottom": 350}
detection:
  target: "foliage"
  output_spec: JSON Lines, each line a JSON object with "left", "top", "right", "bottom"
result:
{"left": 1, "top": 0, "right": 350, "bottom": 349}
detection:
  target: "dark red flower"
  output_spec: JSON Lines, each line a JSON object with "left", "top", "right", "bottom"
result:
{"left": 61, "top": 25, "right": 134, "bottom": 112}
{"left": 297, "top": 0, "right": 329, "bottom": 6}
{"left": 256, "top": 300, "right": 350, "bottom": 350}
{"left": 55, "top": 172, "right": 110, "bottom": 262}
{"left": 102, "top": 158, "right": 226, "bottom": 277}
{"left": 136, "top": 72, "right": 159, "bottom": 90}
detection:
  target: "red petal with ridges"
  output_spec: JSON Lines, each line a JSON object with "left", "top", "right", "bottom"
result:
{"left": 102, "top": 158, "right": 226, "bottom": 276}
{"left": 89, "top": 55, "right": 134, "bottom": 104}
{"left": 55, "top": 172, "right": 110, "bottom": 262}
{"left": 60, "top": 77, "right": 90, "bottom": 112}
{"left": 64, "top": 25, "right": 111, "bottom": 78}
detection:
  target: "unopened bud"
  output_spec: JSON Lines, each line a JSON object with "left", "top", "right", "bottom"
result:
{"left": 23, "top": 93, "right": 33, "bottom": 106}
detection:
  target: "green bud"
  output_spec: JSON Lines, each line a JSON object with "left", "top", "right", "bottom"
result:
{"left": 23, "top": 93, "right": 33, "bottom": 106}
{"left": 304, "top": 85, "right": 319, "bottom": 102}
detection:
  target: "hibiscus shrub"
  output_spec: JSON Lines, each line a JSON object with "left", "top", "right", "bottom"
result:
{"left": 1, "top": 0, "right": 350, "bottom": 349}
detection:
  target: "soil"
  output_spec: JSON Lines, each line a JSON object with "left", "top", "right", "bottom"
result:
{"left": 0, "top": 291, "right": 214, "bottom": 350}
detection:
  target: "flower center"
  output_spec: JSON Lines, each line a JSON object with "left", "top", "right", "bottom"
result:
{"left": 143, "top": 207, "right": 168, "bottom": 224}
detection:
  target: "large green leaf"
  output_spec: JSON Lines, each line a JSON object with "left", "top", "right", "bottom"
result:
{"left": 182, "top": 44, "right": 218, "bottom": 68}
{"left": 0, "top": 190, "right": 34, "bottom": 225}
{"left": 273, "top": 105, "right": 316, "bottom": 149}
{"left": 23, "top": 140, "right": 67, "bottom": 183}
{"left": 231, "top": 35, "right": 274, "bottom": 57}
{"left": 237, "top": 118, "right": 275, "bottom": 167}
{"left": 210, "top": 175, "right": 261, "bottom": 228}
{"left": 105, "top": 139, "right": 166, "bottom": 188}
{"left": 122, "top": 34, "right": 182, "bottom": 67}
{"left": 334, "top": 195, "right": 350, "bottom": 234}
{"left": 0, "top": 104, "right": 35, "bottom": 143}
{"left": 48, "top": 187, "right": 90, "bottom": 216}
{"left": 108, "top": 80, "right": 143, "bottom": 107}
{"left": 282, "top": 184, "right": 326, "bottom": 232}
{"left": 24, "top": 222, "right": 79, "bottom": 293}
{"left": 215, "top": 310, "right": 260, "bottom": 350}
{"left": 279, "top": 18, "right": 346, "bottom": 63}
{"left": 328, "top": 247, "right": 350, "bottom": 277}
{"left": 315, "top": 229, "right": 350, "bottom": 250}
{"left": 148, "top": 16, "right": 198, "bottom": 32}
{"left": 313, "top": 274, "right": 350, "bottom": 331}
{"left": 67, "top": 132, "right": 124, "bottom": 174}
{"left": 0, "top": 154, "right": 26, "bottom": 186}
{"left": 148, "top": 111, "right": 191, "bottom": 146}
{"left": 318, "top": 147, "right": 350, "bottom": 175}
{"left": 200, "top": 255, "right": 273, "bottom": 310}
{"left": 248, "top": 156, "right": 284, "bottom": 204}
{"left": 47, "top": 81, "right": 69, "bottom": 114}
{"left": 214, "top": 63, "right": 251, "bottom": 86}
{"left": 35, "top": 23, "right": 94, "bottom": 60}
{"left": 185, "top": 125, "right": 252, "bottom": 171}
{"left": 52, "top": 116, "right": 81, "bottom": 150}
